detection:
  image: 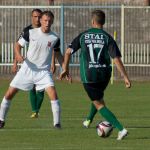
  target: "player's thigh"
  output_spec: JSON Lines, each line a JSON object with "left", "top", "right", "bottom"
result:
{"left": 83, "top": 82, "right": 109, "bottom": 101}
{"left": 35, "top": 71, "right": 54, "bottom": 91}
{"left": 45, "top": 86, "right": 58, "bottom": 100}
{"left": 10, "top": 64, "right": 34, "bottom": 91}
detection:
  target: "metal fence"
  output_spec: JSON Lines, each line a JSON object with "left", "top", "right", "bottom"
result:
{"left": 1, "top": 5, "right": 150, "bottom": 80}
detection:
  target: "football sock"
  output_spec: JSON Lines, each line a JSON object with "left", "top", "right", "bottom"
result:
{"left": 99, "top": 106, "right": 123, "bottom": 131}
{"left": 0, "top": 97, "right": 11, "bottom": 121}
{"left": 36, "top": 91, "right": 44, "bottom": 113}
{"left": 87, "top": 103, "right": 97, "bottom": 122}
{"left": 51, "top": 100, "right": 61, "bottom": 126}
{"left": 29, "top": 89, "right": 37, "bottom": 113}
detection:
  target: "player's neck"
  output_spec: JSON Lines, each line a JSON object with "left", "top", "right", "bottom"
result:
{"left": 40, "top": 27, "right": 50, "bottom": 33}
{"left": 32, "top": 24, "right": 40, "bottom": 28}
{"left": 92, "top": 24, "right": 103, "bottom": 29}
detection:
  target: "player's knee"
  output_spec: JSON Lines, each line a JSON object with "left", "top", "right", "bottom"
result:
{"left": 5, "top": 87, "right": 18, "bottom": 100}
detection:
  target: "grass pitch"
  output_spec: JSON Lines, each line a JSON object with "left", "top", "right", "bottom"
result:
{"left": 0, "top": 79, "right": 150, "bottom": 150}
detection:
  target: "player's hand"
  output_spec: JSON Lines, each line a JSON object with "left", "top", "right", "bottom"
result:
{"left": 50, "top": 64, "right": 56, "bottom": 74}
{"left": 66, "top": 74, "right": 72, "bottom": 83}
{"left": 12, "top": 64, "right": 18, "bottom": 74}
{"left": 124, "top": 78, "right": 131, "bottom": 88}
{"left": 59, "top": 70, "right": 69, "bottom": 80}
{"left": 16, "top": 55, "right": 25, "bottom": 63}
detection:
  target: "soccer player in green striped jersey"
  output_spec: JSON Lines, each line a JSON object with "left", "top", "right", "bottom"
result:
{"left": 60, "top": 10, "right": 131, "bottom": 140}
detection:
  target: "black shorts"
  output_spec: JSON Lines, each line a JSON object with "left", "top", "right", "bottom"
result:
{"left": 83, "top": 81, "right": 109, "bottom": 101}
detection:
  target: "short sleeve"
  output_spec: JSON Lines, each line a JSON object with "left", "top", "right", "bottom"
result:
{"left": 17, "top": 28, "right": 29, "bottom": 47}
{"left": 53, "top": 38, "right": 60, "bottom": 52}
{"left": 68, "top": 33, "right": 82, "bottom": 54}
{"left": 108, "top": 37, "right": 121, "bottom": 58}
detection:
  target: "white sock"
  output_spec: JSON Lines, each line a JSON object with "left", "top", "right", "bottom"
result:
{"left": 50, "top": 100, "right": 61, "bottom": 126}
{"left": 0, "top": 97, "right": 11, "bottom": 121}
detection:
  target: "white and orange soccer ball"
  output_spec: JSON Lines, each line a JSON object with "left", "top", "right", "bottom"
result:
{"left": 96, "top": 121, "right": 113, "bottom": 137}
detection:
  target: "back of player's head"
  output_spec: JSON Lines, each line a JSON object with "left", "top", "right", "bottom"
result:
{"left": 31, "top": 9, "right": 42, "bottom": 15}
{"left": 92, "top": 10, "right": 105, "bottom": 25}
{"left": 41, "top": 11, "right": 54, "bottom": 20}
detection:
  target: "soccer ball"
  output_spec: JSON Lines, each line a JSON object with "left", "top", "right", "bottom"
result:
{"left": 96, "top": 121, "right": 113, "bottom": 137}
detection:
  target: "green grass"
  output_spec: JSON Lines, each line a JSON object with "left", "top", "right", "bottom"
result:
{"left": 0, "top": 79, "right": 150, "bottom": 150}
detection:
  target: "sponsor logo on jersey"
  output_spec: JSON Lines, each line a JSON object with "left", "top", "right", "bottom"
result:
{"left": 48, "top": 41, "right": 51, "bottom": 47}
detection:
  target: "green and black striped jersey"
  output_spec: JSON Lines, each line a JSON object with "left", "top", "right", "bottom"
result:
{"left": 68, "top": 28, "right": 121, "bottom": 83}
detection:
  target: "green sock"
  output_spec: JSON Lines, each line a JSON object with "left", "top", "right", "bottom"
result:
{"left": 29, "top": 89, "right": 37, "bottom": 113}
{"left": 36, "top": 91, "right": 44, "bottom": 113}
{"left": 87, "top": 103, "right": 97, "bottom": 122}
{"left": 99, "top": 106, "right": 123, "bottom": 131}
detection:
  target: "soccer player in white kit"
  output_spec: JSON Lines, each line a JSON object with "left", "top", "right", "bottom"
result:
{"left": 0, "top": 11, "right": 62, "bottom": 129}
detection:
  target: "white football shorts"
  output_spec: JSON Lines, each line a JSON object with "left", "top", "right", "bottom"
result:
{"left": 10, "top": 62, "right": 54, "bottom": 91}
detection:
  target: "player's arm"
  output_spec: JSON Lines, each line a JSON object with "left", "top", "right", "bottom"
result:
{"left": 15, "top": 27, "right": 29, "bottom": 63}
{"left": 12, "top": 57, "right": 18, "bottom": 73}
{"left": 52, "top": 37, "right": 72, "bottom": 81}
{"left": 59, "top": 48, "right": 72, "bottom": 80}
{"left": 113, "top": 57, "right": 131, "bottom": 88}
{"left": 14, "top": 42, "right": 24, "bottom": 63}
{"left": 50, "top": 50, "right": 56, "bottom": 74}
{"left": 55, "top": 50, "right": 72, "bottom": 83}
{"left": 60, "top": 33, "right": 81, "bottom": 80}
{"left": 108, "top": 38, "right": 131, "bottom": 88}
{"left": 55, "top": 50, "right": 64, "bottom": 67}
{"left": 53, "top": 38, "right": 64, "bottom": 67}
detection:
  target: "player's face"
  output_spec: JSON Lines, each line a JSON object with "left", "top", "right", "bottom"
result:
{"left": 32, "top": 11, "right": 42, "bottom": 27}
{"left": 40, "top": 15, "right": 53, "bottom": 33}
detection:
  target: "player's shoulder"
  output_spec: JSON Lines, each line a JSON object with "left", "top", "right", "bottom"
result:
{"left": 101, "top": 29, "right": 112, "bottom": 38}
{"left": 50, "top": 31, "right": 59, "bottom": 38}
{"left": 28, "top": 27, "right": 40, "bottom": 35}
{"left": 23, "top": 24, "right": 33, "bottom": 33}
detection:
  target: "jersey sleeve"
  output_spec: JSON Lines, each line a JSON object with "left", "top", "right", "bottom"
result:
{"left": 53, "top": 38, "right": 60, "bottom": 52}
{"left": 108, "top": 37, "right": 121, "bottom": 58}
{"left": 68, "top": 33, "right": 82, "bottom": 54}
{"left": 17, "top": 28, "right": 29, "bottom": 47}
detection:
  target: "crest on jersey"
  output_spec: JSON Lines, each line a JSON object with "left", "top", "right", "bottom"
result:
{"left": 48, "top": 41, "right": 51, "bottom": 47}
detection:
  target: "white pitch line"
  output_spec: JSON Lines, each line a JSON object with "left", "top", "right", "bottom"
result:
{"left": 0, "top": 128, "right": 55, "bottom": 132}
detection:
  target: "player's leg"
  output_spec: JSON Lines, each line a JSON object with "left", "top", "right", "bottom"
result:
{"left": 29, "top": 88, "right": 38, "bottom": 118}
{"left": 83, "top": 82, "right": 127, "bottom": 140}
{"left": 0, "top": 63, "right": 34, "bottom": 128}
{"left": 93, "top": 99, "right": 124, "bottom": 130}
{"left": 0, "top": 87, "right": 18, "bottom": 128}
{"left": 0, "top": 62, "right": 35, "bottom": 128}
{"left": 35, "top": 70, "right": 61, "bottom": 128}
{"left": 36, "top": 90, "right": 44, "bottom": 114}
{"left": 83, "top": 81, "right": 108, "bottom": 128}
{"left": 93, "top": 100, "right": 128, "bottom": 140}
{"left": 83, "top": 103, "right": 97, "bottom": 128}
{"left": 29, "top": 88, "right": 44, "bottom": 118}
{"left": 45, "top": 86, "right": 61, "bottom": 128}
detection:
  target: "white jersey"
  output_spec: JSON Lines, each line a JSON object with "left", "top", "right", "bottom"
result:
{"left": 18, "top": 27, "right": 60, "bottom": 70}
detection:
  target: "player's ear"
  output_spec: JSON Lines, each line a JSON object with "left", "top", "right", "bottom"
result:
{"left": 91, "top": 19, "right": 94, "bottom": 26}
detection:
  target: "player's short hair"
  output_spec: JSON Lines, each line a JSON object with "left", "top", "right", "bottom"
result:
{"left": 92, "top": 10, "right": 105, "bottom": 25}
{"left": 41, "top": 11, "right": 54, "bottom": 20}
{"left": 31, "top": 9, "right": 42, "bottom": 15}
